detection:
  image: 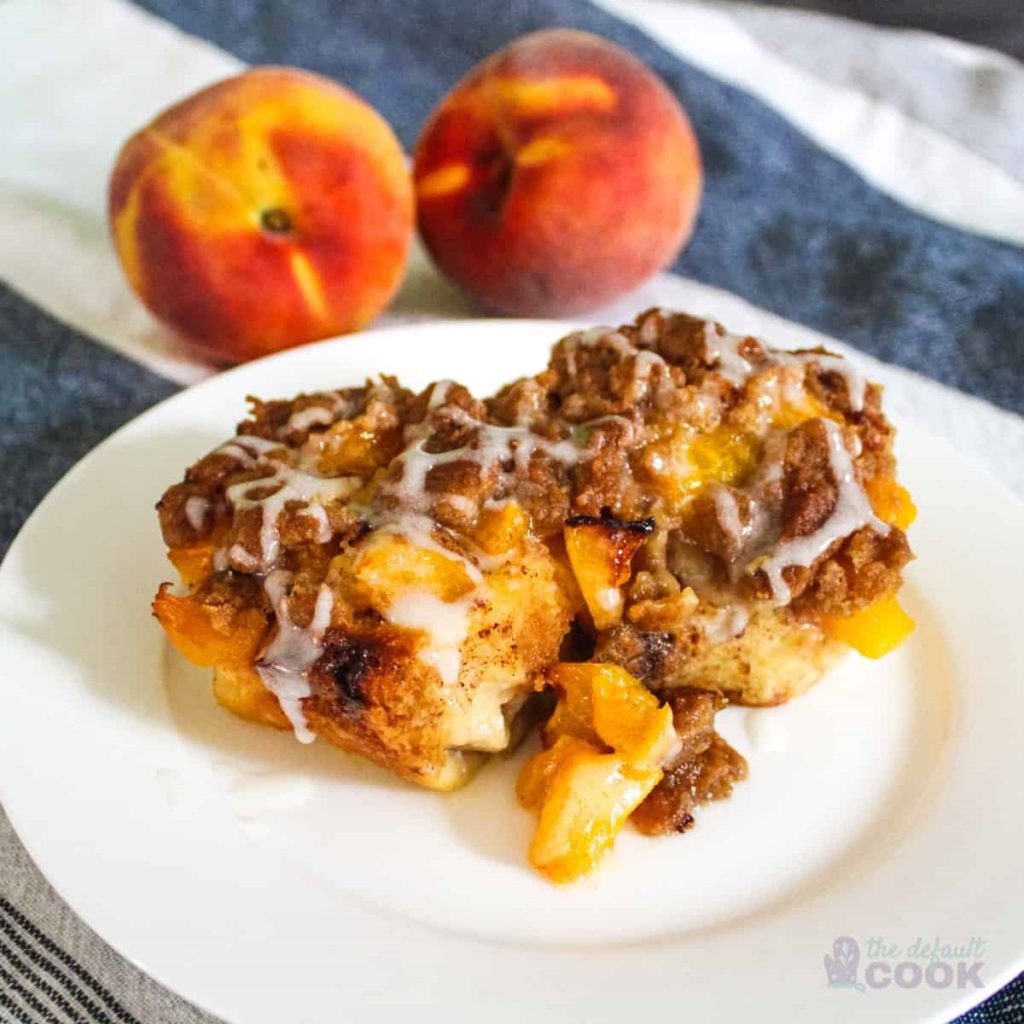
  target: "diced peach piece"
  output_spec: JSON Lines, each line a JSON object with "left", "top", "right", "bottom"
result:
{"left": 866, "top": 477, "right": 917, "bottom": 531}
{"left": 316, "top": 419, "right": 402, "bottom": 476}
{"left": 542, "top": 665, "right": 599, "bottom": 747}
{"left": 167, "top": 543, "right": 215, "bottom": 588}
{"left": 153, "top": 585, "right": 267, "bottom": 667}
{"left": 213, "top": 664, "right": 291, "bottom": 731}
{"left": 685, "top": 426, "right": 761, "bottom": 487}
{"left": 522, "top": 662, "right": 676, "bottom": 882}
{"left": 548, "top": 663, "right": 675, "bottom": 765}
{"left": 353, "top": 532, "right": 477, "bottom": 612}
{"left": 564, "top": 516, "right": 651, "bottom": 629}
{"left": 822, "top": 594, "right": 915, "bottom": 659}
{"left": 767, "top": 390, "right": 834, "bottom": 431}
{"left": 589, "top": 665, "right": 676, "bottom": 765}
{"left": 528, "top": 743, "right": 661, "bottom": 883}
{"left": 472, "top": 502, "right": 530, "bottom": 556}
{"left": 638, "top": 424, "right": 759, "bottom": 511}
{"left": 516, "top": 734, "right": 592, "bottom": 810}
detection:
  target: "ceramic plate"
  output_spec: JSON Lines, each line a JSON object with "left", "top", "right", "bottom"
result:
{"left": 1, "top": 320, "right": 1022, "bottom": 1024}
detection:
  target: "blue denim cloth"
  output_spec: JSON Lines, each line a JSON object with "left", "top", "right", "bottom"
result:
{"left": 0, "top": 0, "right": 1021, "bottom": 1020}
{"left": 136, "top": 0, "right": 1024, "bottom": 416}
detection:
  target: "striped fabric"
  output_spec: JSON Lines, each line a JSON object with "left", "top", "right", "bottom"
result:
{"left": 0, "top": 899, "right": 142, "bottom": 1024}
{"left": 0, "top": 0, "right": 1021, "bottom": 1021}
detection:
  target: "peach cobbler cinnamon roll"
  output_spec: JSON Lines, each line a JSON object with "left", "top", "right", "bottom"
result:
{"left": 155, "top": 310, "right": 914, "bottom": 880}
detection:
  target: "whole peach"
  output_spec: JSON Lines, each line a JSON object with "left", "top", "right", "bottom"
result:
{"left": 413, "top": 30, "right": 702, "bottom": 316}
{"left": 110, "top": 67, "right": 413, "bottom": 363}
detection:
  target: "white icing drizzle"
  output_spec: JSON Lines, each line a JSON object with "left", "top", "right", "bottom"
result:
{"left": 633, "top": 349, "right": 668, "bottom": 374}
{"left": 631, "top": 348, "right": 676, "bottom": 405}
{"left": 711, "top": 485, "right": 747, "bottom": 546}
{"left": 224, "top": 453, "right": 360, "bottom": 569}
{"left": 215, "top": 435, "right": 281, "bottom": 467}
{"left": 563, "top": 328, "right": 674, "bottom": 404}
{"left": 387, "top": 440, "right": 478, "bottom": 509}
{"left": 385, "top": 589, "right": 473, "bottom": 686}
{"left": 756, "top": 419, "right": 889, "bottom": 604}
{"left": 283, "top": 393, "right": 352, "bottom": 436}
{"left": 701, "top": 320, "right": 867, "bottom": 410}
{"left": 256, "top": 572, "right": 334, "bottom": 743}
{"left": 576, "top": 326, "right": 629, "bottom": 349}
{"left": 703, "top": 321, "right": 754, "bottom": 386}
{"left": 698, "top": 421, "right": 887, "bottom": 608}
{"left": 440, "top": 494, "right": 478, "bottom": 518}
{"left": 299, "top": 502, "right": 333, "bottom": 543}
{"left": 235, "top": 436, "right": 282, "bottom": 454}
{"left": 216, "top": 443, "right": 257, "bottom": 466}
{"left": 226, "top": 543, "right": 260, "bottom": 572}
{"left": 801, "top": 353, "right": 867, "bottom": 412}
{"left": 184, "top": 495, "right": 210, "bottom": 533}
{"left": 752, "top": 431, "right": 788, "bottom": 491}
{"left": 638, "top": 313, "right": 662, "bottom": 345}
{"left": 472, "top": 420, "right": 583, "bottom": 471}
{"left": 385, "top": 410, "right": 584, "bottom": 515}
{"left": 563, "top": 326, "right": 632, "bottom": 377}
{"left": 574, "top": 414, "right": 641, "bottom": 454}
{"left": 564, "top": 318, "right": 865, "bottom": 415}
{"left": 428, "top": 380, "right": 455, "bottom": 410}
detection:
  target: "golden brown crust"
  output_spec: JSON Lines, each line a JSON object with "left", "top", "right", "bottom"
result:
{"left": 580, "top": 686, "right": 746, "bottom": 837}
{"left": 633, "top": 734, "right": 748, "bottom": 835}
{"left": 155, "top": 309, "right": 914, "bottom": 784}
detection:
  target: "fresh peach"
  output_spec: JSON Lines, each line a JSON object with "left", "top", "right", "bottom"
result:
{"left": 413, "top": 30, "right": 701, "bottom": 316}
{"left": 109, "top": 67, "right": 413, "bottom": 363}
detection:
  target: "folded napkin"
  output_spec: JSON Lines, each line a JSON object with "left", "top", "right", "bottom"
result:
{"left": 0, "top": 1, "right": 1022, "bottom": 1021}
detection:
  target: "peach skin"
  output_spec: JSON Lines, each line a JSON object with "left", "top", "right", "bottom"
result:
{"left": 109, "top": 67, "right": 413, "bottom": 363}
{"left": 413, "top": 30, "right": 702, "bottom": 316}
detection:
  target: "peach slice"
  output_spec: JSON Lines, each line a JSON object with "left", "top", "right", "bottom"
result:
{"left": 153, "top": 585, "right": 267, "bottom": 667}
{"left": 822, "top": 594, "right": 915, "bottom": 659}
{"left": 352, "top": 532, "right": 477, "bottom": 612}
{"left": 521, "top": 662, "right": 676, "bottom": 882}
{"left": 472, "top": 502, "right": 530, "bottom": 556}
{"left": 564, "top": 513, "right": 653, "bottom": 629}
{"left": 866, "top": 477, "right": 917, "bottom": 531}
{"left": 167, "top": 543, "right": 216, "bottom": 589}
{"left": 526, "top": 738, "right": 661, "bottom": 883}
{"left": 547, "top": 662, "right": 676, "bottom": 764}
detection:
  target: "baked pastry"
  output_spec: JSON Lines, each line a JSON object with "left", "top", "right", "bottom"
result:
{"left": 535, "top": 309, "right": 914, "bottom": 704}
{"left": 155, "top": 377, "right": 575, "bottom": 790}
{"left": 154, "top": 309, "right": 914, "bottom": 878}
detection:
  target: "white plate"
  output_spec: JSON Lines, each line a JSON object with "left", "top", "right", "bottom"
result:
{"left": 1, "top": 320, "right": 1022, "bottom": 1024}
